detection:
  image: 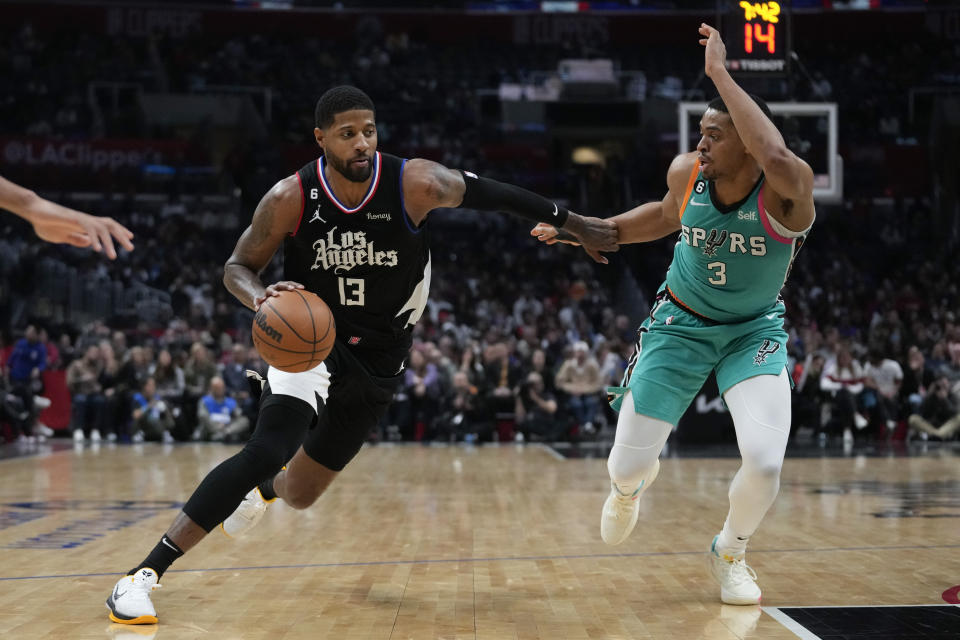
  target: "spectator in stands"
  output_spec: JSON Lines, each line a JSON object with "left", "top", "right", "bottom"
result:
{"left": 596, "top": 340, "right": 627, "bottom": 389}
{"left": 863, "top": 347, "right": 904, "bottom": 432}
{"left": 525, "top": 348, "right": 557, "bottom": 396}
{"left": 514, "top": 371, "right": 562, "bottom": 442}
{"left": 57, "top": 333, "right": 76, "bottom": 368}
{"left": 5, "top": 324, "right": 47, "bottom": 439}
{"left": 39, "top": 327, "right": 60, "bottom": 370}
{"left": 483, "top": 342, "right": 521, "bottom": 431}
{"left": 151, "top": 348, "right": 185, "bottom": 434}
{"left": 938, "top": 341, "right": 960, "bottom": 384}
{"left": 196, "top": 376, "right": 249, "bottom": 442}
{"left": 111, "top": 331, "right": 128, "bottom": 363}
{"left": 152, "top": 348, "right": 185, "bottom": 403}
{"left": 220, "top": 343, "right": 250, "bottom": 399}
{"left": 901, "top": 345, "right": 935, "bottom": 415}
{"left": 908, "top": 376, "right": 960, "bottom": 441}
{"left": 436, "top": 370, "right": 488, "bottom": 442}
{"left": 131, "top": 377, "right": 175, "bottom": 444}
{"left": 403, "top": 347, "right": 441, "bottom": 441}
{"left": 820, "top": 347, "right": 868, "bottom": 442}
{"left": 555, "top": 341, "right": 603, "bottom": 433}
{"left": 184, "top": 342, "right": 218, "bottom": 398}
{"left": 66, "top": 344, "right": 104, "bottom": 442}
{"left": 459, "top": 340, "right": 487, "bottom": 392}
{"left": 98, "top": 341, "right": 126, "bottom": 442}
{"left": 794, "top": 353, "right": 827, "bottom": 439}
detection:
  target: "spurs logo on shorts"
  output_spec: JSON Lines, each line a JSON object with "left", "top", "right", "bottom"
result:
{"left": 753, "top": 339, "right": 781, "bottom": 366}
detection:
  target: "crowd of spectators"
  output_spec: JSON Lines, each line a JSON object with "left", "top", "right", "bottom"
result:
{"left": 1, "top": 10, "right": 958, "bottom": 446}
{"left": 1, "top": 320, "right": 264, "bottom": 444}
{"left": 2, "top": 193, "right": 958, "bottom": 446}
{"left": 3, "top": 13, "right": 953, "bottom": 201}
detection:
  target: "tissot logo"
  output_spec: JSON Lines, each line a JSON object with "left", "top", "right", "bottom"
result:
{"left": 366, "top": 212, "right": 391, "bottom": 221}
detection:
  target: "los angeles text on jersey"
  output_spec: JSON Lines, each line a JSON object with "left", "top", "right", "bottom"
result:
{"left": 311, "top": 226, "right": 399, "bottom": 273}
{"left": 680, "top": 224, "right": 767, "bottom": 256}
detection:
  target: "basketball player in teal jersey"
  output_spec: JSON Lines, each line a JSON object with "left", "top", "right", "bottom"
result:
{"left": 534, "top": 24, "right": 815, "bottom": 605}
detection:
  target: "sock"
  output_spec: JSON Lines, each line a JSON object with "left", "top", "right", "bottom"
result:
{"left": 257, "top": 475, "right": 278, "bottom": 501}
{"left": 128, "top": 534, "right": 183, "bottom": 579}
{"left": 715, "top": 524, "right": 749, "bottom": 557}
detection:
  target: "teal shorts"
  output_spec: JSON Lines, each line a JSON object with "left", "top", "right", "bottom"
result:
{"left": 607, "top": 294, "right": 790, "bottom": 425}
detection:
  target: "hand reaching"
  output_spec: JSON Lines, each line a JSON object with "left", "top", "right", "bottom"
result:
{"left": 531, "top": 223, "right": 580, "bottom": 246}
{"left": 698, "top": 23, "right": 727, "bottom": 78}
{"left": 30, "top": 199, "right": 134, "bottom": 259}
{"left": 531, "top": 217, "right": 619, "bottom": 265}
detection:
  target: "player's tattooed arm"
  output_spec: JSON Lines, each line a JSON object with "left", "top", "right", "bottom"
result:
{"left": 224, "top": 176, "right": 304, "bottom": 311}
{"left": 401, "top": 159, "right": 466, "bottom": 225}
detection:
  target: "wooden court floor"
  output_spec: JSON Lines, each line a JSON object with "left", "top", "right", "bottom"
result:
{"left": 0, "top": 441, "right": 958, "bottom": 639}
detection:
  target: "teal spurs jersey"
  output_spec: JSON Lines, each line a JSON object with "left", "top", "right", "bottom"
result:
{"left": 664, "top": 161, "right": 810, "bottom": 323}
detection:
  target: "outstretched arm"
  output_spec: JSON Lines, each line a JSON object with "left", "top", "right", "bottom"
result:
{"left": 532, "top": 152, "right": 694, "bottom": 248}
{"left": 0, "top": 175, "right": 134, "bottom": 259}
{"left": 223, "top": 176, "right": 304, "bottom": 311}
{"left": 401, "top": 158, "right": 619, "bottom": 261}
{"left": 699, "top": 24, "right": 815, "bottom": 230}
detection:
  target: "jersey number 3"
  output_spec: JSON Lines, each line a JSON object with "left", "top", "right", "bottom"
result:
{"left": 339, "top": 277, "right": 365, "bottom": 306}
{"left": 707, "top": 261, "right": 726, "bottom": 286}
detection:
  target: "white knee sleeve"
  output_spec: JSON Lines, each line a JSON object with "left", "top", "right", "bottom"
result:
{"left": 606, "top": 391, "right": 673, "bottom": 491}
{"left": 718, "top": 369, "right": 791, "bottom": 546}
{"left": 725, "top": 370, "right": 791, "bottom": 475}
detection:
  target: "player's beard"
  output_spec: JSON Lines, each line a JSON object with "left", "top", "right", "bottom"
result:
{"left": 328, "top": 153, "right": 373, "bottom": 183}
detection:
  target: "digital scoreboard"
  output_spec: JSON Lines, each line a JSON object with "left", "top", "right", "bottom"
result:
{"left": 723, "top": 1, "right": 791, "bottom": 76}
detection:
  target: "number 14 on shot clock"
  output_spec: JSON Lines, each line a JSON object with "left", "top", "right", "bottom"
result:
{"left": 724, "top": 1, "right": 791, "bottom": 75}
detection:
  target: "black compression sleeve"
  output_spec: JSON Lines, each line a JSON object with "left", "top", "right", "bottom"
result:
{"left": 459, "top": 170, "right": 569, "bottom": 227}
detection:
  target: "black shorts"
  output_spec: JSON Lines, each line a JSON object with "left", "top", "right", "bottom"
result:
{"left": 266, "top": 339, "right": 404, "bottom": 471}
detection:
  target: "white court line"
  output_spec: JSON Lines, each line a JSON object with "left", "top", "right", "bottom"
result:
{"left": 763, "top": 607, "right": 823, "bottom": 640}
{"left": 534, "top": 443, "right": 566, "bottom": 460}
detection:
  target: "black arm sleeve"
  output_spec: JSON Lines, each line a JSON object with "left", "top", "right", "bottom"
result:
{"left": 459, "top": 170, "right": 569, "bottom": 227}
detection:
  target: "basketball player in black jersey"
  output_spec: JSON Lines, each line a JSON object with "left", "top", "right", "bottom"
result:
{"left": 106, "top": 85, "right": 618, "bottom": 625}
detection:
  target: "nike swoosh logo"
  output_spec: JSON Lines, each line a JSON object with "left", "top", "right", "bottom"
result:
{"left": 766, "top": 313, "right": 777, "bottom": 320}
{"left": 112, "top": 585, "right": 125, "bottom": 602}
{"left": 689, "top": 202, "right": 710, "bottom": 206}
{"left": 551, "top": 203, "right": 558, "bottom": 217}
{"left": 161, "top": 538, "right": 178, "bottom": 552}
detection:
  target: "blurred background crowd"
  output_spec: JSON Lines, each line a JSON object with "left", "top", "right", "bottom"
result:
{"left": 1, "top": 0, "right": 958, "bottom": 447}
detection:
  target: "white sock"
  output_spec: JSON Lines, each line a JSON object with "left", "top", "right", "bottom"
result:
{"left": 716, "top": 524, "right": 748, "bottom": 556}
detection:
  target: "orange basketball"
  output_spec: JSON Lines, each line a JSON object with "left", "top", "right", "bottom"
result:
{"left": 252, "top": 290, "right": 336, "bottom": 373}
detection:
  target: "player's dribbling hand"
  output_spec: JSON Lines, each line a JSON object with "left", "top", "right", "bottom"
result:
{"left": 698, "top": 23, "right": 726, "bottom": 78}
{"left": 255, "top": 281, "right": 305, "bottom": 310}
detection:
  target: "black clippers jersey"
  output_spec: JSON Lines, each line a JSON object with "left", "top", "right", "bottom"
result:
{"left": 285, "top": 152, "right": 431, "bottom": 350}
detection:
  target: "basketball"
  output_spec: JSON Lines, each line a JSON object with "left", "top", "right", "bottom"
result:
{"left": 252, "top": 290, "right": 336, "bottom": 372}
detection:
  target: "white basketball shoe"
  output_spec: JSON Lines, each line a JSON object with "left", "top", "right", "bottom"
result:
{"left": 105, "top": 568, "right": 161, "bottom": 624}
{"left": 220, "top": 487, "right": 274, "bottom": 537}
{"left": 600, "top": 459, "right": 660, "bottom": 546}
{"left": 708, "top": 535, "right": 762, "bottom": 605}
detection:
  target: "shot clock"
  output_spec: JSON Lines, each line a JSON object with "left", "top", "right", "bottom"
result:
{"left": 723, "top": 1, "right": 792, "bottom": 76}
